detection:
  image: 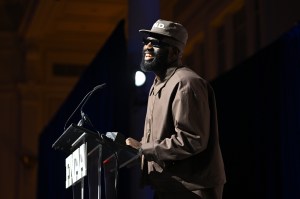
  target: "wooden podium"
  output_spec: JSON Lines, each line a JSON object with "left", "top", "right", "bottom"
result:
{"left": 52, "top": 123, "right": 139, "bottom": 199}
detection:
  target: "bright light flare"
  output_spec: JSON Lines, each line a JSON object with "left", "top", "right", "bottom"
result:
{"left": 135, "top": 71, "right": 146, "bottom": 86}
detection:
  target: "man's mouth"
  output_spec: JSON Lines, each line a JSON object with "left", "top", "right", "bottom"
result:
{"left": 145, "top": 53, "right": 154, "bottom": 61}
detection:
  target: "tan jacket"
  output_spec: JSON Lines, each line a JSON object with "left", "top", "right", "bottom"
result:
{"left": 140, "top": 66, "right": 226, "bottom": 192}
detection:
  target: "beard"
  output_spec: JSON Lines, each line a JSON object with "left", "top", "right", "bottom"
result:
{"left": 140, "top": 48, "right": 169, "bottom": 73}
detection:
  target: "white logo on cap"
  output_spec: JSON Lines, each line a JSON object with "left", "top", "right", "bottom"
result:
{"left": 153, "top": 22, "right": 165, "bottom": 29}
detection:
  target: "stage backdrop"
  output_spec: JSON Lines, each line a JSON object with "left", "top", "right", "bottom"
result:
{"left": 211, "top": 23, "right": 300, "bottom": 199}
{"left": 37, "top": 19, "right": 133, "bottom": 199}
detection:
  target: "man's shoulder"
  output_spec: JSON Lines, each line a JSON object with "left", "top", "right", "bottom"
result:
{"left": 173, "top": 66, "right": 206, "bottom": 83}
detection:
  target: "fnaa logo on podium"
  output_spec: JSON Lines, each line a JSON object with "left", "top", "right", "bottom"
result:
{"left": 65, "top": 143, "right": 87, "bottom": 188}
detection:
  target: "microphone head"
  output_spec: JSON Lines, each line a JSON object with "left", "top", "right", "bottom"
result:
{"left": 93, "top": 83, "right": 107, "bottom": 91}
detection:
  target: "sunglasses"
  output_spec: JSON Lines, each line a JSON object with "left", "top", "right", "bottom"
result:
{"left": 142, "top": 37, "right": 170, "bottom": 48}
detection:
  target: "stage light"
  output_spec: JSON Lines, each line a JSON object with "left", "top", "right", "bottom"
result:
{"left": 135, "top": 71, "right": 146, "bottom": 86}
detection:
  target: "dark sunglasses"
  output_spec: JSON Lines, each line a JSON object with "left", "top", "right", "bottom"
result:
{"left": 142, "top": 37, "right": 170, "bottom": 48}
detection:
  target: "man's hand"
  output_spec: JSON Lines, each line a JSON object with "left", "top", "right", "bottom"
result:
{"left": 125, "top": 137, "right": 142, "bottom": 150}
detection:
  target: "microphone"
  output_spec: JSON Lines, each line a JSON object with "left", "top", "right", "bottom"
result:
{"left": 63, "top": 83, "right": 107, "bottom": 130}
{"left": 80, "top": 84, "right": 106, "bottom": 119}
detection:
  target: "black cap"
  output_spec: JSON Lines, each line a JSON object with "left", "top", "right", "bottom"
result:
{"left": 139, "top": 19, "right": 188, "bottom": 52}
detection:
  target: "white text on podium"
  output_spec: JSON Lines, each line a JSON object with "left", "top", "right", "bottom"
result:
{"left": 65, "top": 143, "right": 87, "bottom": 188}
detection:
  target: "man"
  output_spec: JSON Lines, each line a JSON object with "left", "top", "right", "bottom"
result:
{"left": 126, "top": 19, "right": 226, "bottom": 199}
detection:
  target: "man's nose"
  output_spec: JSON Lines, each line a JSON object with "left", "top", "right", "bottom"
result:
{"left": 144, "top": 42, "right": 153, "bottom": 49}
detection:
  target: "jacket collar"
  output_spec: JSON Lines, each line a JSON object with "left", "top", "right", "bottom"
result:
{"left": 150, "top": 66, "right": 180, "bottom": 96}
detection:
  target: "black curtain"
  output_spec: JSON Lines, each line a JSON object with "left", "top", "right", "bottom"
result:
{"left": 37, "top": 19, "right": 133, "bottom": 199}
{"left": 211, "top": 23, "right": 300, "bottom": 199}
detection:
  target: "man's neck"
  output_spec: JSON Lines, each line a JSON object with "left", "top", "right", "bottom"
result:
{"left": 154, "top": 59, "right": 181, "bottom": 81}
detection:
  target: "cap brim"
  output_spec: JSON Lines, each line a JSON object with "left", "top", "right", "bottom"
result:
{"left": 139, "top": 29, "right": 173, "bottom": 39}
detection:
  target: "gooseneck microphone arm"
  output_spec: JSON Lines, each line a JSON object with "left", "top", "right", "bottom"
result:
{"left": 80, "top": 84, "right": 106, "bottom": 117}
{"left": 63, "top": 83, "right": 107, "bottom": 130}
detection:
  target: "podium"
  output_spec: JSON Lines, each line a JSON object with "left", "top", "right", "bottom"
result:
{"left": 52, "top": 123, "right": 139, "bottom": 199}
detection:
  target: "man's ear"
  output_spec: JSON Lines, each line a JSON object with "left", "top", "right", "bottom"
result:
{"left": 171, "top": 47, "right": 180, "bottom": 59}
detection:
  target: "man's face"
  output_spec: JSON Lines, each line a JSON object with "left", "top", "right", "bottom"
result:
{"left": 140, "top": 36, "right": 171, "bottom": 73}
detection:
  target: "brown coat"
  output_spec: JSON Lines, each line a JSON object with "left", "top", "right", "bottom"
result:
{"left": 140, "top": 66, "right": 226, "bottom": 192}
